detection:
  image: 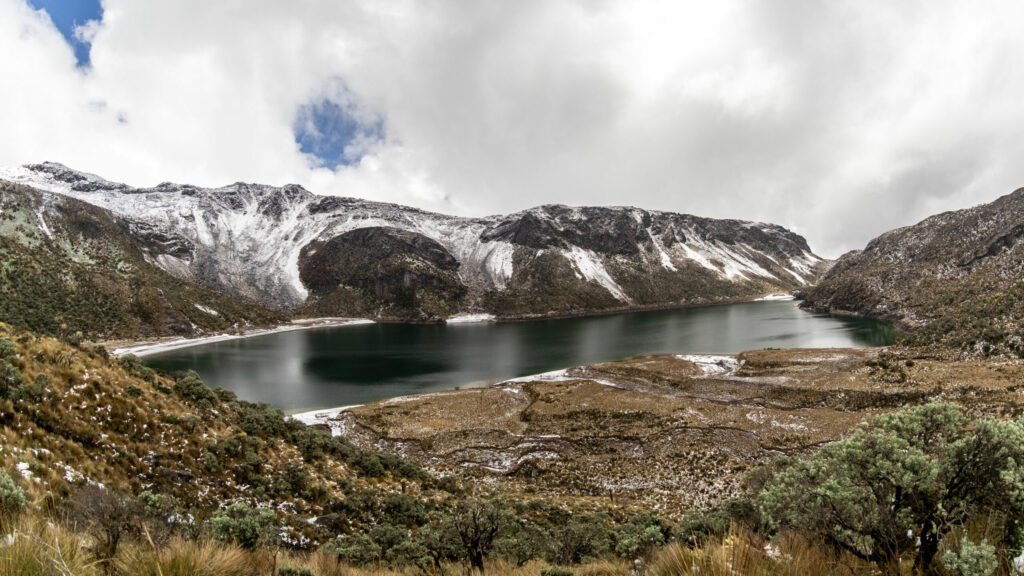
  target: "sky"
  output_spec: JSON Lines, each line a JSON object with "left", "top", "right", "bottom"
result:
{"left": 2, "top": 1, "right": 1024, "bottom": 257}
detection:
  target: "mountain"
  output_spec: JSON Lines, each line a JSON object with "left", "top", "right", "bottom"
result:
{"left": 1, "top": 162, "right": 825, "bottom": 322}
{"left": 802, "top": 187, "right": 1024, "bottom": 355}
{"left": 0, "top": 179, "right": 285, "bottom": 340}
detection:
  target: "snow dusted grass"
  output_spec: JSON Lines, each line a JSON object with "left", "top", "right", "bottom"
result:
{"left": 675, "top": 354, "right": 740, "bottom": 376}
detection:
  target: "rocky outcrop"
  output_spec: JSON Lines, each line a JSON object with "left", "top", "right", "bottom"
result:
{"left": 299, "top": 227, "right": 467, "bottom": 321}
{"left": 1, "top": 162, "right": 827, "bottom": 322}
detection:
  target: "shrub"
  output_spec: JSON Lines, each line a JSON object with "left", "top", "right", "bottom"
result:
{"left": 758, "top": 403, "right": 1024, "bottom": 571}
{"left": 942, "top": 537, "right": 998, "bottom": 576}
{"left": 614, "top": 522, "right": 665, "bottom": 559}
{"left": 236, "top": 403, "right": 287, "bottom": 438}
{"left": 0, "top": 337, "right": 16, "bottom": 360}
{"left": 551, "top": 516, "right": 613, "bottom": 565}
{"left": 0, "top": 469, "right": 28, "bottom": 518}
{"left": 66, "top": 485, "right": 143, "bottom": 562}
{"left": 119, "top": 354, "right": 157, "bottom": 383}
{"left": 173, "top": 371, "right": 219, "bottom": 408}
{"left": 13, "top": 373, "right": 49, "bottom": 402}
{"left": 382, "top": 492, "right": 428, "bottom": 526}
{"left": 210, "top": 503, "right": 276, "bottom": 550}
{"left": 0, "top": 361, "right": 22, "bottom": 394}
{"left": 320, "top": 533, "right": 382, "bottom": 565}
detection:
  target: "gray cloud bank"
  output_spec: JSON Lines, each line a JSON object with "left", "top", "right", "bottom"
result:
{"left": 2, "top": 0, "right": 1023, "bottom": 257}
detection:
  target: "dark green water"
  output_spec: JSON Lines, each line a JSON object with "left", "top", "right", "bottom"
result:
{"left": 144, "top": 300, "right": 893, "bottom": 412}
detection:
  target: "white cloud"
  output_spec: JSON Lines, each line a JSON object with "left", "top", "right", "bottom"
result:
{"left": 2, "top": 0, "right": 1024, "bottom": 256}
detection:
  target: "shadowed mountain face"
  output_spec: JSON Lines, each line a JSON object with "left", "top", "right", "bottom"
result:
{"left": 1, "top": 162, "right": 827, "bottom": 323}
{"left": 299, "top": 227, "right": 467, "bottom": 321}
{"left": 803, "top": 188, "right": 1024, "bottom": 355}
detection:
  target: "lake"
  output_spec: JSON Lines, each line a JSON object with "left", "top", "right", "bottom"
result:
{"left": 144, "top": 300, "right": 893, "bottom": 411}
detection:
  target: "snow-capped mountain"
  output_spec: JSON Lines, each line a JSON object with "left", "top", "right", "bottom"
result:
{"left": 1, "top": 162, "right": 825, "bottom": 321}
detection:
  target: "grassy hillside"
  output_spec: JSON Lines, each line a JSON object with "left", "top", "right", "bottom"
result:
{"left": 0, "top": 324, "right": 673, "bottom": 574}
{"left": 0, "top": 181, "right": 285, "bottom": 340}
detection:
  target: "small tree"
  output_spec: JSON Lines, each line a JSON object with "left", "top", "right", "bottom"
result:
{"left": 758, "top": 403, "right": 1024, "bottom": 574}
{"left": 452, "top": 500, "right": 510, "bottom": 573}
{"left": 67, "top": 485, "right": 143, "bottom": 568}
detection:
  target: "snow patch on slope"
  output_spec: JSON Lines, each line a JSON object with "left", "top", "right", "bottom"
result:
{"left": 35, "top": 210, "right": 52, "bottom": 239}
{"left": 676, "top": 354, "right": 740, "bottom": 376}
{"left": 563, "top": 246, "right": 632, "bottom": 302}
{"left": 193, "top": 304, "right": 219, "bottom": 316}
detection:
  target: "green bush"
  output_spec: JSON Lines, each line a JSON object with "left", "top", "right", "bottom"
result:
{"left": 236, "top": 402, "right": 288, "bottom": 438}
{"left": 0, "top": 337, "right": 17, "bottom": 361}
{"left": 210, "top": 502, "right": 276, "bottom": 550}
{"left": 758, "top": 403, "right": 1024, "bottom": 571}
{"left": 173, "top": 371, "right": 219, "bottom": 408}
{"left": 0, "top": 337, "right": 23, "bottom": 396}
{"left": 942, "top": 537, "right": 998, "bottom": 576}
{"left": 320, "top": 533, "right": 382, "bottom": 565}
{"left": 0, "top": 469, "right": 28, "bottom": 517}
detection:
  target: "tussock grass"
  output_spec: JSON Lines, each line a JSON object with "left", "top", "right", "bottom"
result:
{"left": 115, "top": 538, "right": 251, "bottom": 576}
{"left": 0, "top": 517, "right": 100, "bottom": 576}
{"left": 647, "top": 527, "right": 887, "bottom": 576}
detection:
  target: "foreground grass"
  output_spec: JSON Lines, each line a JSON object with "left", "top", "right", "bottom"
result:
{"left": 0, "top": 515, "right": 632, "bottom": 576}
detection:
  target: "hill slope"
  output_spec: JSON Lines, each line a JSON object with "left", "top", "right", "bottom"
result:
{"left": 0, "top": 180, "right": 285, "bottom": 340}
{"left": 802, "top": 187, "right": 1024, "bottom": 355}
{"left": 1, "top": 162, "right": 825, "bottom": 322}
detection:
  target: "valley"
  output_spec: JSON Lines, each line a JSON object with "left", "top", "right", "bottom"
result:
{"left": 3, "top": 162, "right": 1024, "bottom": 575}
{"left": 303, "top": 346, "right": 1024, "bottom": 520}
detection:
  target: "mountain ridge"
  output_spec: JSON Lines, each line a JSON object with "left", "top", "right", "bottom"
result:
{"left": 1, "top": 162, "right": 826, "bottom": 324}
{"left": 802, "top": 186, "right": 1024, "bottom": 355}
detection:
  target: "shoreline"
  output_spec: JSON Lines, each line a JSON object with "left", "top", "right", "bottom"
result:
{"left": 286, "top": 353, "right": 749, "bottom": 429}
{"left": 109, "top": 317, "right": 375, "bottom": 357}
{"left": 107, "top": 291, "right": 800, "bottom": 357}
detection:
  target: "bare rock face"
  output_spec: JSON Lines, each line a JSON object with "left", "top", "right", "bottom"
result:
{"left": 299, "top": 227, "right": 467, "bottom": 321}
{"left": 803, "top": 188, "right": 1024, "bottom": 355}
{"left": 0, "top": 162, "right": 828, "bottom": 321}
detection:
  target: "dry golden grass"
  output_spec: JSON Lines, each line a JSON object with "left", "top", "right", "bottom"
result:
{"left": 647, "top": 527, "right": 889, "bottom": 576}
{"left": 0, "top": 514, "right": 628, "bottom": 576}
{"left": 115, "top": 538, "right": 252, "bottom": 576}
{"left": 0, "top": 517, "right": 101, "bottom": 576}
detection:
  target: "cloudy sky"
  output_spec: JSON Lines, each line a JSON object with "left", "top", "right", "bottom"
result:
{"left": 2, "top": 0, "right": 1023, "bottom": 256}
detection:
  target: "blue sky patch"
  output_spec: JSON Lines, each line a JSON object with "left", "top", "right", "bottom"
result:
{"left": 29, "top": 0, "right": 103, "bottom": 67}
{"left": 294, "top": 98, "right": 385, "bottom": 169}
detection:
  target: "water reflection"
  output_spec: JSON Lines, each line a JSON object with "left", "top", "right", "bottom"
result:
{"left": 145, "top": 300, "right": 893, "bottom": 411}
